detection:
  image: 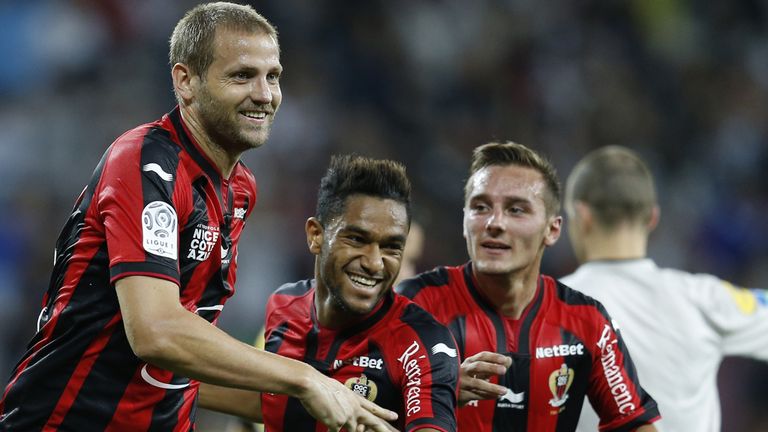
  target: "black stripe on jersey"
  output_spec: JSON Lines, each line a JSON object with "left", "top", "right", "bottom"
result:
{"left": 302, "top": 292, "right": 397, "bottom": 373}
{"left": 339, "top": 291, "right": 395, "bottom": 339}
{"left": 395, "top": 266, "right": 450, "bottom": 299}
{"left": 282, "top": 310, "right": 321, "bottom": 432}
{"left": 447, "top": 316, "right": 466, "bottom": 361}
{"left": 178, "top": 177, "right": 212, "bottom": 297}
{"left": 515, "top": 277, "right": 546, "bottom": 355}
{"left": 59, "top": 325, "right": 140, "bottom": 430}
{"left": 363, "top": 340, "right": 400, "bottom": 416}
{"left": 265, "top": 322, "right": 290, "bottom": 354}
{"left": 610, "top": 405, "right": 659, "bottom": 432}
{"left": 147, "top": 387, "right": 186, "bottom": 432}
{"left": 554, "top": 279, "right": 597, "bottom": 307}
{"left": 303, "top": 319, "right": 321, "bottom": 367}
{"left": 399, "top": 303, "right": 459, "bottom": 432}
{"left": 168, "top": 109, "right": 223, "bottom": 205}
{"left": 554, "top": 328, "right": 591, "bottom": 432}
{"left": 463, "top": 263, "right": 507, "bottom": 349}
{"left": 42, "top": 146, "right": 110, "bottom": 324}
{"left": 140, "top": 129, "right": 182, "bottom": 269}
{"left": 494, "top": 353, "right": 529, "bottom": 432}
{"left": 5, "top": 243, "right": 118, "bottom": 430}
{"left": 111, "top": 262, "right": 179, "bottom": 282}
{"left": 273, "top": 279, "right": 313, "bottom": 297}
{"left": 281, "top": 396, "right": 316, "bottom": 431}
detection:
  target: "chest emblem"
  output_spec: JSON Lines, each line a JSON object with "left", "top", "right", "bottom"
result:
{"left": 345, "top": 374, "right": 378, "bottom": 402}
{"left": 548, "top": 363, "right": 574, "bottom": 411}
{"left": 186, "top": 223, "right": 220, "bottom": 262}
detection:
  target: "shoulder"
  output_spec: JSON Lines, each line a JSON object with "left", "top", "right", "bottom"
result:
{"left": 395, "top": 265, "right": 457, "bottom": 299}
{"left": 111, "top": 118, "right": 181, "bottom": 159}
{"left": 102, "top": 119, "right": 184, "bottom": 184}
{"left": 267, "top": 280, "right": 314, "bottom": 312}
{"left": 549, "top": 277, "right": 614, "bottom": 325}
{"left": 389, "top": 295, "right": 457, "bottom": 349}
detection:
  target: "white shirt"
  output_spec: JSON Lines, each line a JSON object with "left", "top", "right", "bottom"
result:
{"left": 560, "top": 259, "right": 768, "bottom": 432}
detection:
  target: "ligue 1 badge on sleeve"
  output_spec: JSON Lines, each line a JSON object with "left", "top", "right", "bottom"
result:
{"left": 345, "top": 374, "right": 378, "bottom": 402}
{"left": 548, "top": 363, "right": 574, "bottom": 413}
{"left": 142, "top": 201, "right": 178, "bottom": 259}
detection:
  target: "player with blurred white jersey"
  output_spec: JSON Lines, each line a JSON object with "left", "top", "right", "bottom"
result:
{"left": 560, "top": 146, "right": 768, "bottom": 432}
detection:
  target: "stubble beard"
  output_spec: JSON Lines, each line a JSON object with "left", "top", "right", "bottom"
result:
{"left": 196, "top": 87, "right": 271, "bottom": 154}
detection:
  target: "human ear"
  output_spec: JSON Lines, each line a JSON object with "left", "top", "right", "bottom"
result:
{"left": 305, "top": 217, "right": 324, "bottom": 255}
{"left": 171, "top": 63, "right": 197, "bottom": 104}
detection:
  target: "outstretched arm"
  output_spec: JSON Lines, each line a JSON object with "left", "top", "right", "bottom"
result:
{"left": 117, "top": 276, "right": 398, "bottom": 432}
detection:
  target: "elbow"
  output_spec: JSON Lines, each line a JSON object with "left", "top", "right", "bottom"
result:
{"left": 124, "top": 321, "right": 175, "bottom": 364}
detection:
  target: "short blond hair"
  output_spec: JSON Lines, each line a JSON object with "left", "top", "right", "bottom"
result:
{"left": 465, "top": 141, "right": 561, "bottom": 215}
{"left": 169, "top": 2, "right": 278, "bottom": 78}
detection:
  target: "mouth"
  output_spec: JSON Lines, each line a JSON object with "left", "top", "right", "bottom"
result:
{"left": 347, "top": 272, "right": 383, "bottom": 292}
{"left": 480, "top": 240, "right": 511, "bottom": 252}
{"left": 240, "top": 110, "right": 269, "bottom": 123}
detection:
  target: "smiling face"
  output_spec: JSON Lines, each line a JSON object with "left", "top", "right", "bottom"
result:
{"left": 191, "top": 28, "right": 282, "bottom": 153}
{"left": 308, "top": 195, "right": 409, "bottom": 324}
{"left": 463, "top": 164, "right": 562, "bottom": 278}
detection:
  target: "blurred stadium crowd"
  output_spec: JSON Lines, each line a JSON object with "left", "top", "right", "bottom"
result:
{"left": 0, "top": 1, "right": 766, "bottom": 430}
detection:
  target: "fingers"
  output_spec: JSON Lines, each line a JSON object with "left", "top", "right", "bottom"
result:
{"left": 459, "top": 374, "right": 508, "bottom": 406}
{"left": 358, "top": 396, "right": 398, "bottom": 421}
{"left": 354, "top": 412, "right": 393, "bottom": 432}
{"left": 464, "top": 377, "right": 508, "bottom": 397}
{"left": 462, "top": 361, "right": 508, "bottom": 380}
{"left": 459, "top": 352, "right": 512, "bottom": 406}
{"left": 465, "top": 351, "right": 513, "bottom": 368}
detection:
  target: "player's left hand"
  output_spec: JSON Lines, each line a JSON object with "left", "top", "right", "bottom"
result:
{"left": 458, "top": 351, "right": 511, "bottom": 406}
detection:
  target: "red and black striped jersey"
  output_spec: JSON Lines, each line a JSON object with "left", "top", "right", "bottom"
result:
{"left": 395, "top": 263, "right": 660, "bottom": 432}
{"left": 262, "top": 280, "right": 459, "bottom": 432}
{"left": 0, "top": 107, "right": 257, "bottom": 432}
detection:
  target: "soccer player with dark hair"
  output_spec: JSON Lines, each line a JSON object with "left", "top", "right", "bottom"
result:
{"left": 561, "top": 146, "right": 768, "bottom": 432}
{"left": 0, "top": 3, "right": 396, "bottom": 431}
{"left": 396, "top": 142, "right": 659, "bottom": 431}
{"left": 201, "top": 154, "right": 460, "bottom": 432}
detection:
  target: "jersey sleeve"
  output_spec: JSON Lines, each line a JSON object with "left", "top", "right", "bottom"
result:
{"left": 393, "top": 306, "right": 459, "bottom": 432}
{"left": 695, "top": 276, "right": 768, "bottom": 360}
{"left": 585, "top": 304, "right": 660, "bottom": 431}
{"left": 96, "top": 131, "right": 187, "bottom": 285}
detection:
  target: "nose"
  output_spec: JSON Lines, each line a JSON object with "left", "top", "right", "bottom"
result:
{"left": 485, "top": 207, "right": 504, "bottom": 234}
{"left": 360, "top": 244, "right": 385, "bottom": 275}
{"left": 250, "top": 77, "right": 272, "bottom": 104}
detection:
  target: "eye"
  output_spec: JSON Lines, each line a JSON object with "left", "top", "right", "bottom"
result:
{"left": 267, "top": 71, "right": 281, "bottom": 83}
{"left": 470, "top": 202, "right": 490, "bottom": 213}
{"left": 382, "top": 243, "right": 405, "bottom": 255}
{"left": 346, "top": 234, "right": 365, "bottom": 244}
{"left": 232, "top": 71, "right": 251, "bottom": 81}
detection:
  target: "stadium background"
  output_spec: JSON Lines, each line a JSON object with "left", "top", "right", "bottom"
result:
{"left": 0, "top": 1, "right": 766, "bottom": 430}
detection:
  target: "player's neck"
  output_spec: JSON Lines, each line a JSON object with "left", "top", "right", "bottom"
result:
{"left": 474, "top": 267, "right": 539, "bottom": 319}
{"left": 180, "top": 107, "right": 242, "bottom": 179}
{"left": 582, "top": 227, "right": 647, "bottom": 262}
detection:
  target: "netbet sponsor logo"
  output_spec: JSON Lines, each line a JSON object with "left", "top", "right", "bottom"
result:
{"left": 333, "top": 355, "right": 384, "bottom": 371}
{"left": 597, "top": 324, "right": 635, "bottom": 414}
{"left": 535, "top": 343, "right": 584, "bottom": 359}
{"left": 398, "top": 341, "right": 426, "bottom": 417}
{"left": 186, "top": 223, "right": 220, "bottom": 261}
